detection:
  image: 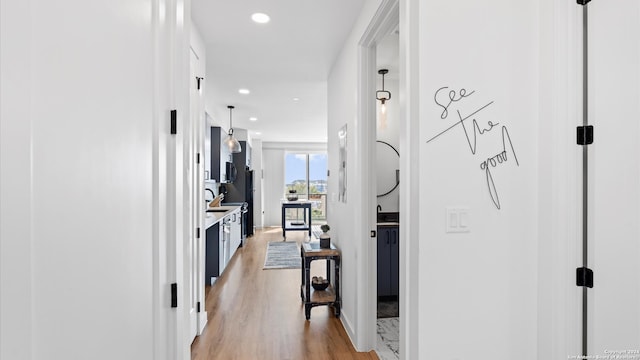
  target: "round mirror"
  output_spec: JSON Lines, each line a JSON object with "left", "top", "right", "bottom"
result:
{"left": 376, "top": 140, "right": 399, "bottom": 197}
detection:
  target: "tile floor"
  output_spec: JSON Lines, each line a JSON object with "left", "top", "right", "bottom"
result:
{"left": 376, "top": 317, "right": 399, "bottom": 360}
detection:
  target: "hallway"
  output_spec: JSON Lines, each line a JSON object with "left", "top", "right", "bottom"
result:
{"left": 191, "top": 228, "right": 378, "bottom": 360}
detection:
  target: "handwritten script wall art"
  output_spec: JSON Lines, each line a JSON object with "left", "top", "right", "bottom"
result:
{"left": 426, "top": 87, "right": 519, "bottom": 210}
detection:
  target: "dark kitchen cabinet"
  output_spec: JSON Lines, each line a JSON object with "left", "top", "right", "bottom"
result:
{"left": 377, "top": 225, "right": 399, "bottom": 297}
{"left": 210, "top": 127, "right": 231, "bottom": 183}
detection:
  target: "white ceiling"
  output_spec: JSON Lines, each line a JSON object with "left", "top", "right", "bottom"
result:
{"left": 377, "top": 30, "right": 400, "bottom": 81}
{"left": 192, "top": 0, "right": 366, "bottom": 143}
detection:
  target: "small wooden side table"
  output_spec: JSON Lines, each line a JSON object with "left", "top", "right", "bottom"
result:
{"left": 300, "top": 242, "right": 341, "bottom": 320}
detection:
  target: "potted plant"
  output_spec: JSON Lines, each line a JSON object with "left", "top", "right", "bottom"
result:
{"left": 319, "top": 224, "right": 331, "bottom": 248}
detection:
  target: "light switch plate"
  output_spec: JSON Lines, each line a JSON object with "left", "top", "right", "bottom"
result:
{"left": 446, "top": 207, "right": 470, "bottom": 233}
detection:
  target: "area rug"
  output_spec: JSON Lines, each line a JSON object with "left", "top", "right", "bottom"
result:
{"left": 263, "top": 241, "right": 301, "bottom": 270}
{"left": 377, "top": 299, "right": 399, "bottom": 318}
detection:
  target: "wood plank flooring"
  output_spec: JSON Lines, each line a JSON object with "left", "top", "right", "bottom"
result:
{"left": 191, "top": 227, "right": 378, "bottom": 360}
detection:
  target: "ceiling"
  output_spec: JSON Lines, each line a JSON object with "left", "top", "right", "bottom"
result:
{"left": 192, "top": 0, "right": 366, "bottom": 143}
{"left": 377, "top": 30, "right": 400, "bottom": 81}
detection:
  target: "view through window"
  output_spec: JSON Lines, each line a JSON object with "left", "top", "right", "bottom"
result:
{"left": 285, "top": 153, "right": 327, "bottom": 221}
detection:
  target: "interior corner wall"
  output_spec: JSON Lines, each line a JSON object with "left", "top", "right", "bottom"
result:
{"left": 326, "top": 0, "right": 384, "bottom": 347}
{"left": 415, "top": 1, "right": 540, "bottom": 359}
{"left": 252, "top": 139, "right": 265, "bottom": 228}
{"left": 262, "top": 148, "right": 285, "bottom": 227}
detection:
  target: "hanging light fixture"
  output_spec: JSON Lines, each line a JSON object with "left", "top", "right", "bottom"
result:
{"left": 224, "top": 105, "right": 242, "bottom": 153}
{"left": 376, "top": 69, "right": 391, "bottom": 114}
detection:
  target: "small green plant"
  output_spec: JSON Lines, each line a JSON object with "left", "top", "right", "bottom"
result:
{"left": 320, "top": 224, "right": 330, "bottom": 232}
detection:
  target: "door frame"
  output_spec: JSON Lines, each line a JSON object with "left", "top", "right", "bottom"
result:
{"left": 356, "top": 0, "right": 401, "bottom": 352}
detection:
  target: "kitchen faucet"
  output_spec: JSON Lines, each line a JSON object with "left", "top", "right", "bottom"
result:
{"left": 205, "top": 188, "right": 215, "bottom": 202}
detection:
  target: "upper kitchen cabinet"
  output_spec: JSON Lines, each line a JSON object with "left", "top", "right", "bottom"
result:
{"left": 210, "top": 127, "right": 232, "bottom": 183}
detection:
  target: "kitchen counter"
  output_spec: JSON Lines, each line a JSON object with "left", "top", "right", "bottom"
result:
{"left": 205, "top": 205, "right": 241, "bottom": 229}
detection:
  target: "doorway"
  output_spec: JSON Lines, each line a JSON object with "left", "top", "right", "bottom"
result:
{"left": 356, "top": 0, "right": 400, "bottom": 357}
{"left": 374, "top": 30, "right": 400, "bottom": 360}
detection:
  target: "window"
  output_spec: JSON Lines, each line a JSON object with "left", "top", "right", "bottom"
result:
{"left": 285, "top": 153, "right": 328, "bottom": 221}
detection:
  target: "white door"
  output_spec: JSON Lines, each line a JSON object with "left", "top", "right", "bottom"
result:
{"left": 589, "top": 0, "right": 640, "bottom": 355}
{"left": 185, "top": 49, "right": 202, "bottom": 341}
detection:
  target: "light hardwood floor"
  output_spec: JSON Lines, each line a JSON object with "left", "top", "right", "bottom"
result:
{"left": 191, "top": 227, "right": 379, "bottom": 360}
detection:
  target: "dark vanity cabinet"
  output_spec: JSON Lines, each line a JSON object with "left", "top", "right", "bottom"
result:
{"left": 377, "top": 224, "right": 399, "bottom": 297}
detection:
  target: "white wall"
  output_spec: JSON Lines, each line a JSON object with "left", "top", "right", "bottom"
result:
{"left": 415, "top": 1, "right": 540, "bottom": 358}
{"left": 376, "top": 78, "right": 400, "bottom": 212}
{"left": 376, "top": 33, "right": 400, "bottom": 213}
{"left": 326, "top": 0, "right": 384, "bottom": 347}
{"left": 252, "top": 139, "right": 264, "bottom": 228}
{"left": 1, "top": 1, "right": 34, "bottom": 358}
{"left": 263, "top": 148, "right": 285, "bottom": 227}
{"left": 589, "top": 0, "right": 640, "bottom": 354}
{"left": 0, "top": 1, "right": 188, "bottom": 359}
{"left": 329, "top": 0, "right": 640, "bottom": 358}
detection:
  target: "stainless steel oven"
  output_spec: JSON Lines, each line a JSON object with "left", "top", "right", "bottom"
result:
{"left": 225, "top": 201, "right": 248, "bottom": 246}
{"left": 220, "top": 217, "right": 231, "bottom": 273}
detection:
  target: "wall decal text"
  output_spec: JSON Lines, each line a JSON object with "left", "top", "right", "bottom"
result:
{"left": 427, "top": 87, "right": 519, "bottom": 209}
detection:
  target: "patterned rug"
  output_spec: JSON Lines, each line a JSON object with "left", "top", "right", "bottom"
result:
{"left": 263, "top": 241, "right": 301, "bottom": 269}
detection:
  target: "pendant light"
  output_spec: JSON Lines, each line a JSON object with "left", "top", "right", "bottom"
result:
{"left": 224, "top": 105, "right": 242, "bottom": 153}
{"left": 376, "top": 69, "right": 391, "bottom": 113}
{"left": 376, "top": 69, "right": 391, "bottom": 129}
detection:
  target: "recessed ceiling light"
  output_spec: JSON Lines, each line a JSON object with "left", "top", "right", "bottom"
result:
{"left": 254, "top": 132, "right": 262, "bottom": 135}
{"left": 238, "top": 89, "right": 250, "bottom": 95}
{"left": 251, "top": 13, "right": 270, "bottom": 24}
{"left": 293, "top": 97, "right": 300, "bottom": 101}
{"left": 249, "top": 117, "right": 258, "bottom": 121}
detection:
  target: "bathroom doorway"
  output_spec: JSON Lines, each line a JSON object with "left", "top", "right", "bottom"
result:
{"left": 374, "top": 29, "right": 400, "bottom": 360}
{"left": 356, "top": 0, "right": 400, "bottom": 358}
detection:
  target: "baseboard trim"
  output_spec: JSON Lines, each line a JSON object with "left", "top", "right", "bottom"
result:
{"left": 198, "top": 311, "right": 208, "bottom": 334}
{"left": 340, "top": 310, "right": 358, "bottom": 350}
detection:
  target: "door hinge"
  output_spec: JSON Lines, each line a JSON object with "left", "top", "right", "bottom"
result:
{"left": 170, "top": 110, "right": 177, "bottom": 135}
{"left": 576, "top": 267, "right": 594, "bottom": 288}
{"left": 371, "top": 230, "right": 377, "bottom": 238}
{"left": 577, "top": 125, "right": 593, "bottom": 145}
{"left": 197, "top": 301, "right": 201, "bottom": 313}
{"left": 196, "top": 77, "right": 204, "bottom": 90}
{"left": 196, "top": 227, "right": 201, "bottom": 239}
{"left": 577, "top": 0, "right": 591, "bottom": 5}
{"left": 171, "top": 283, "right": 178, "bottom": 308}
{"left": 196, "top": 153, "right": 201, "bottom": 164}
